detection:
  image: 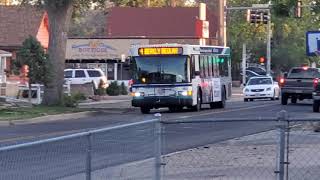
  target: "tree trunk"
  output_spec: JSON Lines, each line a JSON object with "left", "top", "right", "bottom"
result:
{"left": 42, "top": 1, "right": 73, "bottom": 105}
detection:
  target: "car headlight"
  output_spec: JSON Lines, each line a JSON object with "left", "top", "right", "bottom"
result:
{"left": 266, "top": 87, "right": 272, "bottom": 91}
{"left": 244, "top": 88, "right": 250, "bottom": 92}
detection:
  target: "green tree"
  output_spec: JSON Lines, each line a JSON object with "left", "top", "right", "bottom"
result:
{"left": 16, "top": 0, "right": 190, "bottom": 105}
{"left": 227, "top": 0, "right": 320, "bottom": 79}
{"left": 17, "top": 36, "right": 51, "bottom": 101}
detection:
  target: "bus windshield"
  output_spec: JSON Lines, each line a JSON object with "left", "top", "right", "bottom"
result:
{"left": 132, "top": 56, "right": 189, "bottom": 84}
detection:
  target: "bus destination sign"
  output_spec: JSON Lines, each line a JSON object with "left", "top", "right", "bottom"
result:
{"left": 138, "top": 47, "right": 183, "bottom": 56}
{"left": 198, "top": 47, "right": 224, "bottom": 54}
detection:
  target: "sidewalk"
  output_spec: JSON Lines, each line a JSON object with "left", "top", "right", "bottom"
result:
{"left": 78, "top": 95, "right": 133, "bottom": 110}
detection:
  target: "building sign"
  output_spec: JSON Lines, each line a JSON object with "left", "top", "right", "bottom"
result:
{"left": 66, "top": 39, "right": 149, "bottom": 60}
{"left": 195, "top": 20, "right": 209, "bottom": 38}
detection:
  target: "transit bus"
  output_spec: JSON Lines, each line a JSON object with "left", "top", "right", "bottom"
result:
{"left": 129, "top": 44, "right": 232, "bottom": 114}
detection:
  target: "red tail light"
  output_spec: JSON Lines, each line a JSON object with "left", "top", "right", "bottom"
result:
{"left": 314, "top": 78, "right": 319, "bottom": 89}
{"left": 279, "top": 78, "right": 285, "bottom": 87}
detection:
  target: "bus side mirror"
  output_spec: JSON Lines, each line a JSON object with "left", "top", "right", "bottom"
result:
{"left": 195, "top": 71, "right": 200, "bottom": 76}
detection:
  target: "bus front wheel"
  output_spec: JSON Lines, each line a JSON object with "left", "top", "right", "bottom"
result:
{"left": 140, "top": 107, "right": 150, "bottom": 114}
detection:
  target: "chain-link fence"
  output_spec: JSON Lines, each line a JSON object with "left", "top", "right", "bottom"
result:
{"left": 2, "top": 111, "right": 320, "bottom": 180}
{"left": 0, "top": 119, "right": 160, "bottom": 180}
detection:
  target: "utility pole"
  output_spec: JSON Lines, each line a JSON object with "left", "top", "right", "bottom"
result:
{"left": 242, "top": 44, "right": 247, "bottom": 86}
{"left": 266, "top": 9, "right": 271, "bottom": 75}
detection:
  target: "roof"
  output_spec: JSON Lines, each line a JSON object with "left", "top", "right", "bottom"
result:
{"left": 107, "top": 7, "right": 219, "bottom": 38}
{"left": 0, "top": 50, "right": 12, "bottom": 57}
{"left": 0, "top": 5, "right": 45, "bottom": 48}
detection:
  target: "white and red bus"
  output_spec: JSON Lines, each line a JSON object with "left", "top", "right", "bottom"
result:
{"left": 129, "top": 44, "right": 232, "bottom": 114}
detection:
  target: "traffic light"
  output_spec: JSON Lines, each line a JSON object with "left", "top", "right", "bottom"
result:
{"left": 247, "top": 10, "right": 269, "bottom": 24}
{"left": 259, "top": 57, "right": 265, "bottom": 64}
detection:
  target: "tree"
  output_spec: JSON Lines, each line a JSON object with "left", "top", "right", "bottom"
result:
{"left": 17, "top": 36, "right": 51, "bottom": 102}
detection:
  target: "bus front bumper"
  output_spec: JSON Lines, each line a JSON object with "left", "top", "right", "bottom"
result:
{"left": 132, "top": 96, "right": 193, "bottom": 108}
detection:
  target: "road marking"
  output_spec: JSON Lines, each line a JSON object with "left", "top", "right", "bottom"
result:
{"left": 174, "top": 103, "right": 278, "bottom": 120}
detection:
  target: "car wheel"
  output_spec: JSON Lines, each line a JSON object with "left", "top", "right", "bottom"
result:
{"left": 140, "top": 107, "right": 150, "bottom": 114}
{"left": 244, "top": 98, "right": 248, "bottom": 102}
{"left": 313, "top": 100, "right": 320, "bottom": 112}
{"left": 281, "top": 93, "right": 288, "bottom": 105}
{"left": 291, "top": 97, "right": 297, "bottom": 104}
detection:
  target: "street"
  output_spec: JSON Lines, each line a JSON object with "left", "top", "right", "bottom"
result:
{"left": 0, "top": 98, "right": 317, "bottom": 147}
{"left": 1, "top": 97, "right": 320, "bottom": 180}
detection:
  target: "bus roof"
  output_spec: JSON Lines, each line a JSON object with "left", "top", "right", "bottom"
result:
{"left": 129, "top": 44, "right": 230, "bottom": 56}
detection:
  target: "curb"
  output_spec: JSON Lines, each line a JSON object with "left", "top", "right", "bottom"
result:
{"left": 0, "top": 108, "right": 135, "bottom": 127}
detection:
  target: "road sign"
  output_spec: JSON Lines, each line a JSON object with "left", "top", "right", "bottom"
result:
{"left": 306, "top": 31, "right": 320, "bottom": 56}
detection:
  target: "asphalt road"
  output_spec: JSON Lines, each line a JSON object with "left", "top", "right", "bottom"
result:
{"left": 0, "top": 98, "right": 318, "bottom": 179}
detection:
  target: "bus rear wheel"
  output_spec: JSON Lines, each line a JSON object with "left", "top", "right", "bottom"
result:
{"left": 192, "top": 90, "right": 202, "bottom": 111}
{"left": 140, "top": 107, "right": 150, "bottom": 114}
{"left": 216, "top": 89, "right": 226, "bottom": 108}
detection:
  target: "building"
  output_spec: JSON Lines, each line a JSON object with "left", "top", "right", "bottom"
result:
{"left": 0, "top": 5, "right": 49, "bottom": 82}
{"left": 66, "top": 3, "right": 226, "bottom": 81}
{"left": 106, "top": 6, "right": 220, "bottom": 45}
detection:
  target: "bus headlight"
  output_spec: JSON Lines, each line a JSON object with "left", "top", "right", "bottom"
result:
{"left": 179, "top": 90, "right": 192, "bottom": 96}
{"left": 131, "top": 92, "right": 144, "bottom": 97}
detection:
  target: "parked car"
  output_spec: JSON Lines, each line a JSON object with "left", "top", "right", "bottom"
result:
{"left": 243, "top": 76, "right": 280, "bottom": 101}
{"left": 246, "top": 67, "right": 267, "bottom": 75}
{"left": 64, "top": 68, "right": 108, "bottom": 90}
{"left": 240, "top": 70, "right": 262, "bottom": 83}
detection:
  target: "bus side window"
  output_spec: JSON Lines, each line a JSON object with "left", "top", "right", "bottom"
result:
{"left": 208, "top": 55, "right": 212, "bottom": 77}
{"left": 200, "top": 55, "right": 205, "bottom": 78}
{"left": 213, "top": 56, "right": 219, "bottom": 77}
{"left": 203, "top": 55, "right": 209, "bottom": 78}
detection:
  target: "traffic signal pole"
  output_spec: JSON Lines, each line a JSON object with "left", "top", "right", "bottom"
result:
{"left": 225, "top": 5, "right": 272, "bottom": 75}
{"left": 266, "top": 9, "right": 271, "bottom": 76}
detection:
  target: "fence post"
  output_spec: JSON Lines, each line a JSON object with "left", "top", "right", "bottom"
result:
{"left": 154, "top": 113, "right": 162, "bottom": 180}
{"left": 86, "top": 133, "right": 92, "bottom": 180}
{"left": 276, "top": 110, "right": 287, "bottom": 180}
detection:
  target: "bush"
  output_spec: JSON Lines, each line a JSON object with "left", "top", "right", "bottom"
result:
{"left": 106, "top": 81, "right": 120, "bottom": 96}
{"left": 120, "top": 82, "right": 128, "bottom": 95}
{"left": 63, "top": 92, "right": 87, "bottom": 107}
{"left": 96, "top": 79, "right": 106, "bottom": 96}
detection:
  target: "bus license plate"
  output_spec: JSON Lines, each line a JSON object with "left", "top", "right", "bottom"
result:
{"left": 295, "top": 90, "right": 303, "bottom": 93}
{"left": 157, "top": 88, "right": 165, "bottom": 96}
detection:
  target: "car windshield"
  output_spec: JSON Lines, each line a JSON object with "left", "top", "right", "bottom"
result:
{"left": 288, "top": 68, "right": 320, "bottom": 79}
{"left": 131, "top": 56, "right": 189, "bottom": 84}
{"left": 248, "top": 78, "right": 272, "bottom": 85}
